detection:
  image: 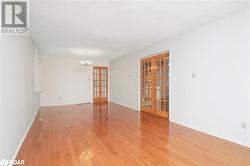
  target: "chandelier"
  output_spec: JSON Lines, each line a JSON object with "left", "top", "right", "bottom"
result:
{"left": 80, "top": 50, "right": 93, "bottom": 68}
{"left": 80, "top": 60, "right": 93, "bottom": 67}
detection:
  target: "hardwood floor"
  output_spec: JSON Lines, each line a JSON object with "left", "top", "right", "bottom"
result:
{"left": 16, "top": 102, "right": 250, "bottom": 166}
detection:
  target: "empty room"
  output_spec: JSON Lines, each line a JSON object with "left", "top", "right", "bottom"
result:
{"left": 0, "top": 0, "right": 250, "bottom": 166}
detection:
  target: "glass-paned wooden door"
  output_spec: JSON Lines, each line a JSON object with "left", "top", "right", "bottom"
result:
{"left": 155, "top": 54, "right": 169, "bottom": 118}
{"left": 140, "top": 52, "right": 169, "bottom": 118}
{"left": 93, "top": 67, "right": 108, "bottom": 103}
{"left": 141, "top": 57, "right": 155, "bottom": 114}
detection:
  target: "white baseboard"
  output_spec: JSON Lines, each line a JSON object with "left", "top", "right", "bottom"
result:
{"left": 109, "top": 100, "right": 139, "bottom": 111}
{"left": 170, "top": 119, "right": 250, "bottom": 149}
{"left": 12, "top": 107, "right": 40, "bottom": 163}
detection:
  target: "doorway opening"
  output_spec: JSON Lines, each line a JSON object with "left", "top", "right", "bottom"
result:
{"left": 93, "top": 66, "right": 108, "bottom": 103}
{"left": 140, "top": 51, "right": 169, "bottom": 118}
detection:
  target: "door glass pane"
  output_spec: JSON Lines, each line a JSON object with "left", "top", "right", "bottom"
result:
{"left": 166, "top": 79, "right": 169, "bottom": 100}
{"left": 165, "top": 57, "right": 169, "bottom": 78}
{"left": 142, "top": 89, "right": 145, "bottom": 99}
{"left": 166, "top": 102, "right": 169, "bottom": 112}
{"left": 156, "top": 100, "right": 160, "bottom": 112}
{"left": 161, "top": 59, "right": 164, "bottom": 78}
{"left": 142, "top": 70, "right": 144, "bottom": 80}
{"left": 161, "top": 101, "right": 165, "bottom": 112}
{"left": 161, "top": 90, "right": 164, "bottom": 99}
{"left": 156, "top": 59, "right": 160, "bottom": 78}
{"left": 102, "top": 69, "right": 106, "bottom": 75}
{"left": 145, "top": 80, "right": 152, "bottom": 89}
{"left": 142, "top": 88, "right": 152, "bottom": 108}
{"left": 96, "top": 81, "right": 99, "bottom": 87}
{"left": 161, "top": 80, "right": 164, "bottom": 92}
{"left": 156, "top": 89, "right": 160, "bottom": 100}
{"left": 156, "top": 79, "right": 160, "bottom": 87}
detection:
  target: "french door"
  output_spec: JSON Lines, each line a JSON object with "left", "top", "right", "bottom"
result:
{"left": 140, "top": 52, "right": 169, "bottom": 118}
{"left": 93, "top": 67, "right": 108, "bottom": 103}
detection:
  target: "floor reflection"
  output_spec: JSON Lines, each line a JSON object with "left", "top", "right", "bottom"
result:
{"left": 139, "top": 111, "right": 169, "bottom": 144}
{"left": 93, "top": 102, "right": 109, "bottom": 121}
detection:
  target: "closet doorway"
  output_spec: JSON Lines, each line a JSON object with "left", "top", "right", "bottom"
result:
{"left": 140, "top": 52, "right": 169, "bottom": 118}
{"left": 93, "top": 67, "right": 108, "bottom": 103}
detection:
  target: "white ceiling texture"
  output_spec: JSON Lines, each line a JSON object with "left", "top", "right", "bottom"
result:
{"left": 30, "top": 0, "right": 250, "bottom": 60}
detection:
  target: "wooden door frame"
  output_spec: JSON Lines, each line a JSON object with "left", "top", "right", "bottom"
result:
{"left": 140, "top": 51, "right": 169, "bottom": 118}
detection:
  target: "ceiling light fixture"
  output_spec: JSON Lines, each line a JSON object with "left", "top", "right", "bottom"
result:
{"left": 80, "top": 50, "right": 93, "bottom": 68}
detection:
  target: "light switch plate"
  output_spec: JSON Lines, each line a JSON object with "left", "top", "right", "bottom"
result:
{"left": 241, "top": 122, "right": 247, "bottom": 129}
{"left": 192, "top": 73, "right": 196, "bottom": 79}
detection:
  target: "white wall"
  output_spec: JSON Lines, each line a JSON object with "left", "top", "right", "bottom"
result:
{"left": 41, "top": 56, "right": 109, "bottom": 106}
{"left": 0, "top": 35, "right": 3, "bottom": 159}
{"left": 110, "top": 8, "right": 250, "bottom": 147}
{"left": 33, "top": 50, "right": 42, "bottom": 93}
{"left": 1, "top": 35, "right": 40, "bottom": 160}
{"left": 110, "top": 54, "right": 140, "bottom": 110}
